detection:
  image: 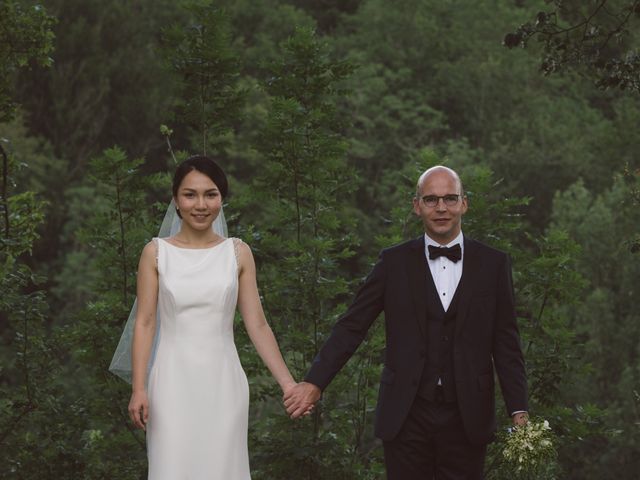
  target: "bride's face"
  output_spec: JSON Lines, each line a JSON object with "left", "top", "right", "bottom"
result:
{"left": 174, "top": 170, "right": 222, "bottom": 231}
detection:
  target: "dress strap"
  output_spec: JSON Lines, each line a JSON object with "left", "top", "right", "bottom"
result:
{"left": 152, "top": 237, "right": 159, "bottom": 267}
{"left": 231, "top": 237, "right": 243, "bottom": 270}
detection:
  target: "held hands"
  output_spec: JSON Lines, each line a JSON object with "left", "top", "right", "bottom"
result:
{"left": 283, "top": 381, "right": 321, "bottom": 419}
{"left": 129, "top": 390, "right": 149, "bottom": 430}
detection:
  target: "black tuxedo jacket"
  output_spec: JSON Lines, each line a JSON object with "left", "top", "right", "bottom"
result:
{"left": 305, "top": 235, "right": 528, "bottom": 445}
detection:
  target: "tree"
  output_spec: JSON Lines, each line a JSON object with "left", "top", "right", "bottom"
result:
{"left": 239, "top": 27, "right": 387, "bottom": 479}
{"left": 3, "top": 0, "right": 640, "bottom": 477}
{"left": 332, "top": 0, "right": 633, "bottom": 233}
{"left": 15, "top": 0, "right": 181, "bottom": 170}
{"left": 505, "top": 0, "right": 640, "bottom": 92}
{"left": 0, "top": 144, "right": 52, "bottom": 478}
{"left": 625, "top": 164, "right": 640, "bottom": 252}
{"left": 162, "top": 2, "right": 243, "bottom": 155}
{"left": 0, "top": 0, "right": 55, "bottom": 123}
{"left": 0, "top": 0, "right": 55, "bottom": 254}
{"left": 549, "top": 174, "right": 640, "bottom": 479}
{"left": 0, "top": 4, "right": 63, "bottom": 476}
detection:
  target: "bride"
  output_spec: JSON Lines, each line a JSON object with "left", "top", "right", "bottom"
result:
{"left": 111, "top": 155, "right": 300, "bottom": 479}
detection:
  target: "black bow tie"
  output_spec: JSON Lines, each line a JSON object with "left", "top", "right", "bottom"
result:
{"left": 428, "top": 244, "right": 462, "bottom": 263}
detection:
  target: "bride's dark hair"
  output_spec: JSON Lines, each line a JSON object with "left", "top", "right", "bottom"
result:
{"left": 172, "top": 155, "right": 229, "bottom": 199}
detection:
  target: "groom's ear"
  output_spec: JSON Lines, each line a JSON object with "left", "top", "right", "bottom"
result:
{"left": 461, "top": 195, "right": 468, "bottom": 214}
{"left": 412, "top": 197, "right": 421, "bottom": 216}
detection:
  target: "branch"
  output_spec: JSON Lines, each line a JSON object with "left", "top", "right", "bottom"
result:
{"left": 597, "top": 1, "right": 638, "bottom": 52}
{"left": 0, "top": 304, "right": 39, "bottom": 445}
{"left": 551, "top": 0, "right": 608, "bottom": 36}
{"left": 0, "top": 401, "right": 37, "bottom": 446}
{"left": 22, "top": 304, "right": 33, "bottom": 402}
{"left": 114, "top": 171, "right": 128, "bottom": 306}
{"left": 536, "top": 289, "right": 549, "bottom": 327}
{"left": 0, "top": 142, "right": 9, "bottom": 242}
{"left": 519, "top": 1, "right": 608, "bottom": 40}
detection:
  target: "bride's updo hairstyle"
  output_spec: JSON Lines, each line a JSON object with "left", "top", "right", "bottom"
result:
{"left": 172, "top": 155, "right": 229, "bottom": 219}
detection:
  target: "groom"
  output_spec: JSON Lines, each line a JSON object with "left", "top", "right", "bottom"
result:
{"left": 284, "top": 166, "right": 528, "bottom": 479}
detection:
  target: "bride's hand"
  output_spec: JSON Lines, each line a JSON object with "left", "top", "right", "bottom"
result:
{"left": 282, "top": 382, "right": 316, "bottom": 417}
{"left": 281, "top": 381, "right": 297, "bottom": 398}
{"left": 129, "top": 390, "right": 149, "bottom": 430}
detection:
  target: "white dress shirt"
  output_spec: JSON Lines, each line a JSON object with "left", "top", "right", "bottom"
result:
{"left": 424, "top": 231, "right": 464, "bottom": 311}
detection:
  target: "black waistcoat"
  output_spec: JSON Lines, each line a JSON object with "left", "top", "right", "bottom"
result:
{"left": 417, "top": 270, "right": 461, "bottom": 402}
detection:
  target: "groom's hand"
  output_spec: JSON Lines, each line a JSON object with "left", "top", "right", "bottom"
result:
{"left": 283, "top": 381, "right": 321, "bottom": 419}
{"left": 512, "top": 412, "right": 529, "bottom": 426}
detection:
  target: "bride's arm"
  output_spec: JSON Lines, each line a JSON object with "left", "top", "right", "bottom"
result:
{"left": 236, "top": 240, "right": 296, "bottom": 395}
{"left": 129, "top": 241, "right": 159, "bottom": 430}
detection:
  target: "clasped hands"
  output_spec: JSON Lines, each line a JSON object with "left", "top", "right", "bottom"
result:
{"left": 283, "top": 381, "right": 321, "bottom": 418}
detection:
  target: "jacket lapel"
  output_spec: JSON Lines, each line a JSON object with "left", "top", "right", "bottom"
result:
{"left": 407, "top": 236, "right": 428, "bottom": 340}
{"left": 455, "top": 235, "right": 481, "bottom": 337}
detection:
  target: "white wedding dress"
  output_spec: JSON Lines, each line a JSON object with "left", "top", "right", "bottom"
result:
{"left": 146, "top": 237, "right": 250, "bottom": 480}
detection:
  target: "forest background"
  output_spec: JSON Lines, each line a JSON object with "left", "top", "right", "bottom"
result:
{"left": 1, "top": 0, "right": 639, "bottom": 479}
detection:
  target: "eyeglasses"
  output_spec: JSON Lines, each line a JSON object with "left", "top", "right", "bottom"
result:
{"left": 419, "top": 194, "right": 462, "bottom": 208}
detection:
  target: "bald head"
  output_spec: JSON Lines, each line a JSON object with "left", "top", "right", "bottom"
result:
{"left": 413, "top": 165, "right": 468, "bottom": 244}
{"left": 416, "top": 166, "right": 463, "bottom": 198}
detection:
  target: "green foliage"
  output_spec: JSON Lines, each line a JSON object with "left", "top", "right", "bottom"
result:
{"left": 334, "top": 0, "right": 450, "bottom": 207}
{"left": 0, "top": 0, "right": 55, "bottom": 122}
{"left": 82, "top": 147, "right": 165, "bottom": 302}
{"left": 0, "top": 139, "right": 169, "bottom": 478}
{"left": 2, "top": 189, "right": 45, "bottom": 256}
{"left": 547, "top": 173, "right": 640, "bottom": 479}
{"left": 162, "top": 1, "right": 243, "bottom": 154}
{"left": 517, "top": 230, "right": 586, "bottom": 406}
{"left": 505, "top": 0, "right": 640, "bottom": 92}
{"left": 496, "top": 226, "right": 616, "bottom": 480}
{"left": 0, "top": 136, "right": 59, "bottom": 477}
{"left": 239, "top": 27, "right": 385, "bottom": 479}
{"left": 15, "top": 0, "right": 182, "bottom": 169}
{"left": 0, "top": 7, "right": 76, "bottom": 476}
{"left": 328, "top": 0, "right": 640, "bottom": 236}
{"left": 624, "top": 164, "right": 640, "bottom": 252}
{"left": 53, "top": 147, "right": 165, "bottom": 479}
{"left": 3, "top": 0, "right": 640, "bottom": 478}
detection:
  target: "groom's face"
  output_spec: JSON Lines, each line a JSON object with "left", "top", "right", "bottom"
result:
{"left": 413, "top": 170, "right": 467, "bottom": 245}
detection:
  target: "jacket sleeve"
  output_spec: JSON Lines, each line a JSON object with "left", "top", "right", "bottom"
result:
{"left": 305, "top": 252, "right": 387, "bottom": 390}
{"left": 492, "top": 253, "right": 528, "bottom": 416}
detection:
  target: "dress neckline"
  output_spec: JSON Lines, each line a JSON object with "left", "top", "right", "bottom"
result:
{"left": 159, "top": 237, "right": 229, "bottom": 251}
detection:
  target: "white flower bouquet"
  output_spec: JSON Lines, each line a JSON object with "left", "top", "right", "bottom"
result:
{"left": 501, "top": 418, "right": 557, "bottom": 477}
